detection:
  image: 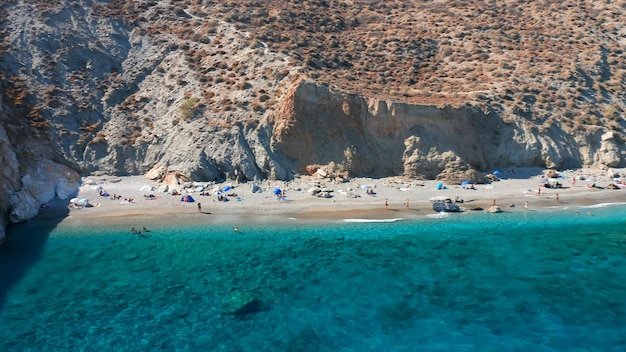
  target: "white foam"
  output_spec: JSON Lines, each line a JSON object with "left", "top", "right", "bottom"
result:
{"left": 580, "top": 202, "right": 626, "bottom": 209}
{"left": 342, "top": 218, "right": 404, "bottom": 223}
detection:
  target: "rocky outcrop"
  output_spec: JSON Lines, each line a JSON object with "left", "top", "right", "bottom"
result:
{"left": 8, "top": 160, "right": 80, "bottom": 223}
{"left": 0, "top": 86, "right": 81, "bottom": 242}
{"left": 271, "top": 79, "right": 619, "bottom": 181}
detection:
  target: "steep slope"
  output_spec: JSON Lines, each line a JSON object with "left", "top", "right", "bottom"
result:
{"left": 0, "top": 0, "right": 625, "bottom": 233}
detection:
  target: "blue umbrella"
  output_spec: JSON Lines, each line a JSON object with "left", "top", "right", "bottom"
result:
{"left": 273, "top": 187, "right": 282, "bottom": 195}
{"left": 492, "top": 170, "right": 501, "bottom": 175}
{"left": 461, "top": 180, "right": 470, "bottom": 186}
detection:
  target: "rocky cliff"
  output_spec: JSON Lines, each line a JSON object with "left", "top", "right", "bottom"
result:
{"left": 0, "top": 0, "right": 625, "bottom": 236}
{"left": 273, "top": 79, "right": 624, "bottom": 181}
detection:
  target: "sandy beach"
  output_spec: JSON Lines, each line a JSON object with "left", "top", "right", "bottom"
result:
{"left": 44, "top": 166, "right": 626, "bottom": 229}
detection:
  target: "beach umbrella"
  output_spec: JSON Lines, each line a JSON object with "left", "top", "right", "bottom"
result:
{"left": 461, "top": 180, "right": 470, "bottom": 186}
{"left": 273, "top": 187, "right": 282, "bottom": 195}
{"left": 436, "top": 182, "right": 444, "bottom": 190}
{"left": 70, "top": 197, "right": 80, "bottom": 203}
{"left": 492, "top": 170, "right": 501, "bottom": 175}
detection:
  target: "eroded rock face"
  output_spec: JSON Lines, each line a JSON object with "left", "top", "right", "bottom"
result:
{"left": 0, "top": 123, "right": 19, "bottom": 244}
{"left": 270, "top": 79, "right": 616, "bottom": 180}
{"left": 8, "top": 160, "right": 80, "bottom": 223}
{"left": 0, "top": 95, "right": 81, "bottom": 242}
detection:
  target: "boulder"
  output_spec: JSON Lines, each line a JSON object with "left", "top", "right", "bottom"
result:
{"left": 221, "top": 290, "right": 266, "bottom": 315}
{"left": 145, "top": 164, "right": 167, "bottom": 180}
{"left": 546, "top": 169, "right": 559, "bottom": 178}
{"left": 9, "top": 161, "right": 80, "bottom": 223}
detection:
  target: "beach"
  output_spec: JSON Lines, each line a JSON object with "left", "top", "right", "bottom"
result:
{"left": 50, "top": 166, "right": 626, "bottom": 228}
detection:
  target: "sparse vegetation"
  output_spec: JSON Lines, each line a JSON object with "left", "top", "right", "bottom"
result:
{"left": 179, "top": 96, "right": 200, "bottom": 120}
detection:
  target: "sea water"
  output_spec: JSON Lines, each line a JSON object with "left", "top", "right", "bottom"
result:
{"left": 1, "top": 206, "right": 626, "bottom": 351}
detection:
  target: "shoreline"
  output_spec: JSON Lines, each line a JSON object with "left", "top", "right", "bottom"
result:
{"left": 28, "top": 166, "right": 626, "bottom": 230}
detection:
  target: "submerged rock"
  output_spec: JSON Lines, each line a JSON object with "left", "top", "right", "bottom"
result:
{"left": 221, "top": 290, "right": 266, "bottom": 315}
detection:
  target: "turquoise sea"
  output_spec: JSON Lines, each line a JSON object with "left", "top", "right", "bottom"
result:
{"left": 1, "top": 206, "right": 626, "bottom": 351}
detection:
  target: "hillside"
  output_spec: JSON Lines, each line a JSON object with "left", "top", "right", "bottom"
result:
{"left": 0, "top": 0, "right": 626, "bottom": 234}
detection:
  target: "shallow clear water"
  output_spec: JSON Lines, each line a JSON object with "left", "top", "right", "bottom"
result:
{"left": 1, "top": 207, "right": 626, "bottom": 351}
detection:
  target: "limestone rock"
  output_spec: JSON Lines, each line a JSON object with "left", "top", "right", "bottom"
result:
{"left": 145, "top": 164, "right": 167, "bottom": 181}
{"left": 9, "top": 161, "right": 80, "bottom": 223}
{"left": 598, "top": 132, "right": 621, "bottom": 168}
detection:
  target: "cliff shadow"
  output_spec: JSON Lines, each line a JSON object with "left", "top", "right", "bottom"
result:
{"left": 0, "top": 200, "right": 69, "bottom": 312}
{"left": 489, "top": 167, "right": 545, "bottom": 181}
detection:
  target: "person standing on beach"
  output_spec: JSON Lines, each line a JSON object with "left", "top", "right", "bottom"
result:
{"left": 524, "top": 201, "right": 529, "bottom": 210}
{"left": 405, "top": 199, "right": 410, "bottom": 209}
{"left": 385, "top": 198, "right": 389, "bottom": 210}
{"left": 197, "top": 203, "right": 202, "bottom": 212}
{"left": 555, "top": 193, "right": 559, "bottom": 203}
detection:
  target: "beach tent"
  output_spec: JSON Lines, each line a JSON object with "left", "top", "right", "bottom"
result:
{"left": 70, "top": 198, "right": 90, "bottom": 207}
{"left": 436, "top": 182, "right": 444, "bottom": 190}
{"left": 180, "top": 195, "right": 195, "bottom": 202}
